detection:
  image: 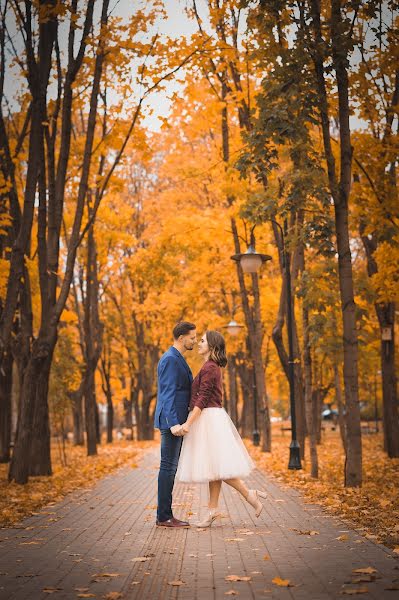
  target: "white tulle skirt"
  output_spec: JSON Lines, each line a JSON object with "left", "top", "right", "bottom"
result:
{"left": 176, "top": 407, "right": 255, "bottom": 483}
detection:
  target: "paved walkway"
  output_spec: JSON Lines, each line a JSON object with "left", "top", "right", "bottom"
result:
{"left": 0, "top": 446, "right": 398, "bottom": 600}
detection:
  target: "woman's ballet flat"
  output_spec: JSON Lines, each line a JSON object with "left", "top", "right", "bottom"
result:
{"left": 247, "top": 489, "right": 267, "bottom": 517}
{"left": 196, "top": 510, "right": 221, "bottom": 528}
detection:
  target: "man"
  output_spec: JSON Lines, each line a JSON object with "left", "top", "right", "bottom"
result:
{"left": 154, "top": 321, "right": 196, "bottom": 528}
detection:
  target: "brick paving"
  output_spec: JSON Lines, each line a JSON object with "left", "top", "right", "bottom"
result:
{"left": 0, "top": 446, "right": 398, "bottom": 600}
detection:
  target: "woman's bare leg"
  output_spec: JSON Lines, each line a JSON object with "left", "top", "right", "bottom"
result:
{"left": 224, "top": 478, "right": 266, "bottom": 517}
{"left": 223, "top": 478, "right": 249, "bottom": 499}
{"left": 209, "top": 480, "right": 222, "bottom": 509}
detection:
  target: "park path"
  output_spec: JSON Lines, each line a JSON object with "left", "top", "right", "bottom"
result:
{"left": 0, "top": 446, "right": 398, "bottom": 600}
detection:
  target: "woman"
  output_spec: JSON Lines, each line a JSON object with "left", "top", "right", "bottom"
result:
{"left": 176, "top": 330, "right": 266, "bottom": 527}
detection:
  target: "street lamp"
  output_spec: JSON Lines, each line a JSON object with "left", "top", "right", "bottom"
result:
{"left": 231, "top": 229, "right": 272, "bottom": 273}
{"left": 230, "top": 229, "right": 271, "bottom": 448}
{"left": 225, "top": 319, "right": 244, "bottom": 336}
{"left": 230, "top": 221, "right": 302, "bottom": 470}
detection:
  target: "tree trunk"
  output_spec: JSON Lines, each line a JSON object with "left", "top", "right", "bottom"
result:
{"left": 9, "top": 337, "right": 54, "bottom": 483}
{"left": 85, "top": 369, "right": 97, "bottom": 456}
{"left": 271, "top": 216, "right": 306, "bottom": 458}
{"left": 334, "top": 363, "right": 347, "bottom": 453}
{"left": 378, "top": 307, "right": 399, "bottom": 457}
{"left": 227, "top": 354, "right": 238, "bottom": 426}
{"left": 236, "top": 360, "right": 254, "bottom": 438}
{"left": 100, "top": 351, "right": 114, "bottom": 444}
{"left": 309, "top": 0, "right": 362, "bottom": 486}
{"left": 72, "top": 389, "right": 84, "bottom": 446}
{"left": 95, "top": 401, "right": 101, "bottom": 444}
{"left": 30, "top": 352, "right": 53, "bottom": 476}
{"left": 106, "top": 392, "right": 113, "bottom": 444}
{"left": 124, "top": 396, "right": 133, "bottom": 440}
{"left": 361, "top": 232, "right": 399, "bottom": 457}
{"left": 303, "top": 303, "right": 318, "bottom": 477}
{"left": 0, "top": 350, "right": 13, "bottom": 463}
{"left": 139, "top": 394, "right": 155, "bottom": 441}
{"left": 313, "top": 389, "right": 322, "bottom": 445}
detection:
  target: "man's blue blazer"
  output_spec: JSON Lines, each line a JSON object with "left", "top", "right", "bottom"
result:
{"left": 154, "top": 346, "right": 193, "bottom": 430}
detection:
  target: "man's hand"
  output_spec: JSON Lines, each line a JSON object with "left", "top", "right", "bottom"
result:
{"left": 170, "top": 424, "right": 183, "bottom": 436}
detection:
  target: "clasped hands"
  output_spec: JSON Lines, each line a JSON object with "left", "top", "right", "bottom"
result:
{"left": 170, "top": 422, "right": 190, "bottom": 437}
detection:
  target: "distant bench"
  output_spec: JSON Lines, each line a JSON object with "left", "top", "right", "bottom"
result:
{"left": 280, "top": 425, "right": 326, "bottom": 434}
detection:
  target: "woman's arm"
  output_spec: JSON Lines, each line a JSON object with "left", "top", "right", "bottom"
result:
{"left": 181, "top": 362, "right": 218, "bottom": 433}
{"left": 181, "top": 406, "right": 201, "bottom": 433}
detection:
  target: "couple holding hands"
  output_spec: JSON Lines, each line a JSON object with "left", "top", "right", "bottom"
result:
{"left": 154, "top": 321, "right": 266, "bottom": 528}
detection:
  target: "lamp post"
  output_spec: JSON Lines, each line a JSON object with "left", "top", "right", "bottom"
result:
{"left": 230, "top": 222, "right": 302, "bottom": 469}
{"left": 230, "top": 229, "right": 271, "bottom": 447}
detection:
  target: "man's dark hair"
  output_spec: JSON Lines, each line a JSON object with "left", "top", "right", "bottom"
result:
{"left": 173, "top": 321, "right": 196, "bottom": 340}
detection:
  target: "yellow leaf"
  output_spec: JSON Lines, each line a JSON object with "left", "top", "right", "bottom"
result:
{"left": 352, "top": 567, "right": 377, "bottom": 575}
{"left": 168, "top": 580, "right": 185, "bottom": 586}
{"left": 272, "top": 577, "right": 292, "bottom": 587}
{"left": 225, "top": 575, "right": 251, "bottom": 582}
{"left": 131, "top": 557, "right": 151, "bottom": 562}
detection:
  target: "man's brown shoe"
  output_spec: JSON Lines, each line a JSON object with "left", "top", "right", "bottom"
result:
{"left": 156, "top": 517, "right": 190, "bottom": 528}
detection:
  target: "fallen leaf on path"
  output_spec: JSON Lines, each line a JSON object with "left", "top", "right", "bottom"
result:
{"left": 168, "top": 580, "right": 185, "bottom": 586}
{"left": 104, "top": 593, "right": 123, "bottom": 599}
{"left": 292, "top": 529, "right": 319, "bottom": 536}
{"left": 341, "top": 588, "right": 368, "bottom": 595}
{"left": 42, "top": 588, "right": 62, "bottom": 594}
{"left": 272, "top": 577, "right": 293, "bottom": 587}
{"left": 92, "top": 573, "right": 120, "bottom": 579}
{"left": 225, "top": 575, "right": 251, "bottom": 582}
{"left": 225, "top": 591, "right": 239, "bottom": 596}
{"left": 131, "top": 557, "right": 151, "bottom": 562}
{"left": 236, "top": 529, "right": 251, "bottom": 534}
{"left": 352, "top": 567, "right": 377, "bottom": 574}
{"left": 19, "top": 541, "right": 40, "bottom": 545}
{"left": 74, "top": 589, "right": 89, "bottom": 593}
{"left": 336, "top": 535, "right": 349, "bottom": 541}
{"left": 393, "top": 547, "right": 399, "bottom": 555}
{"left": 225, "top": 538, "right": 244, "bottom": 542}
{"left": 263, "top": 554, "right": 270, "bottom": 561}
{"left": 349, "top": 575, "right": 375, "bottom": 583}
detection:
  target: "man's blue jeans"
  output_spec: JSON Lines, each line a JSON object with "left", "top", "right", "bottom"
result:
{"left": 157, "top": 428, "right": 183, "bottom": 522}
